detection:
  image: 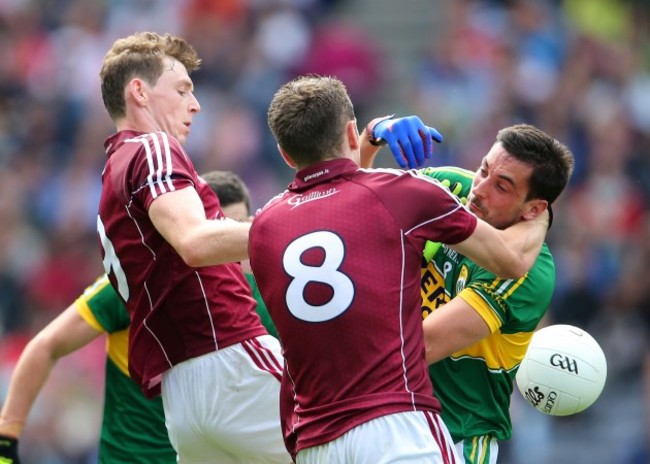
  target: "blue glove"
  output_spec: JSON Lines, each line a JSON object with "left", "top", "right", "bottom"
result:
{"left": 367, "top": 115, "right": 443, "bottom": 169}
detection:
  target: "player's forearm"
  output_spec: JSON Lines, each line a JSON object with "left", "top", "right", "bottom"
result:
{"left": 498, "top": 210, "right": 549, "bottom": 265}
{"left": 451, "top": 220, "right": 533, "bottom": 279}
{"left": 0, "top": 338, "right": 59, "bottom": 438}
{"left": 423, "top": 301, "right": 491, "bottom": 364}
{"left": 359, "top": 127, "right": 382, "bottom": 168}
{"left": 178, "top": 219, "right": 251, "bottom": 267}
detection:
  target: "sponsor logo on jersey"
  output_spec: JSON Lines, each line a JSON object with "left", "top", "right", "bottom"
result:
{"left": 303, "top": 169, "right": 329, "bottom": 182}
{"left": 441, "top": 245, "right": 458, "bottom": 261}
{"left": 288, "top": 188, "right": 339, "bottom": 208}
{"left": 421, "top": 265, "right": 449, "bottom": 319}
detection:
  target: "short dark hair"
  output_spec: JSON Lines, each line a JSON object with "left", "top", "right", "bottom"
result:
{"left": 201, "top": 170, "right": 250, "bottom": 214}
{"left": 496, "top": 124, "right": 575, "bottom": 204}
{"left": 267, "top": 75, "right": 356, "bottom": 167}
{"left": 100, "top": 32, "right": 201, "bottom": 120}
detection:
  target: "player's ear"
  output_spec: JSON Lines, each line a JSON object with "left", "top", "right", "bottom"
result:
{"left": 346, "top": 120, "right": 360, "bottom": 151}
{"left": 522, "top": 199, "right": 548, "bottom": 221}
{"left": 277, "top": 144, "right": 296, "bottom": 168}
{"left": 127, "top": 78, "right": 148, "bottom": 107}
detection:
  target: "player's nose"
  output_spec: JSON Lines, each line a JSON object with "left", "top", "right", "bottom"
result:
{"left": 189, "top": 93, "right": 201, "bottom": 113}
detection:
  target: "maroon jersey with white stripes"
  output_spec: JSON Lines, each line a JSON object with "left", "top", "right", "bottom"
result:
{"left": 249, "top": 158, "right": 478, "bottom": 455}
{"left": 98, "top": 130, "right": 266, "bottom": 398}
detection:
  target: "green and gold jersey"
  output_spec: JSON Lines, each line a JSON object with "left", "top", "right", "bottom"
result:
{"left": 74, "top": 275, "right": 176, "bottom": 463}
{"left": 419, "top": 167, "right": 555, "bottom": 442}
{"left": 245, "top": 273, "right": 279, "bottom": 340}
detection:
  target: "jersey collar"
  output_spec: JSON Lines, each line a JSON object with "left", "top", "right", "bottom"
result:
{"left": 290, "top": 158, "right": 358, "bottom": 192}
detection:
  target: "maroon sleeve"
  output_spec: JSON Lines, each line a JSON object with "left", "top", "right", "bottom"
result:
{"left": 128, "top": 132, "right": 197, "bottom": 210}
{"left": 373, "top": 170, "right": 477, "bottom": 245}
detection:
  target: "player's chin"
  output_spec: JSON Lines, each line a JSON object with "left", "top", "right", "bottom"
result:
{"left": 175, "top": 131, "right": 189, "bottom": 145}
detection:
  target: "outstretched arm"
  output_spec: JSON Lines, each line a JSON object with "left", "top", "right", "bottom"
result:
{"left": 450, "top": 211, "right": 549, "bottom": 279}
{"left": 149, "top": 186, "right": 251, "bottom": 267}
{"left": 0, "top": 304, "right": 102, "bottom": 440}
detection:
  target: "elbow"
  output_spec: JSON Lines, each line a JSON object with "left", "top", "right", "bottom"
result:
{"left": 424, "top": 348, "right": 435, "bottom": 366}
{"left": 506, "top": 258, "right": 532, "bottom": 280}
{"left": 423, "top": 333, "right": 436, "bottom": 366}
{"left": 177, "top": 242, "right": 204, "bottom": 268}
{"left": 499, "top": 266, "right": 525, "bottom": 280}
{"left": 494, "top": 256, "right": 530, "bottom": 280}
{"left": 27, "top": 332, "right": 60, "bottom": 361}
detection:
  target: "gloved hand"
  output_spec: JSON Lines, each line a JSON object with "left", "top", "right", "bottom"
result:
{"left": 0, "top": 434, "right": 20, "bottom": 464}
{"left": 422, "top": 240, "right": 442, "bottom": 265}
{"left": 421, "top": 178, "right": 467, "bottom": 266}
{"left": 367, "top": 115, "right": 443, "bottom": 169}
{"left": 440, "top": 179, "right": 467, "bottom": 205}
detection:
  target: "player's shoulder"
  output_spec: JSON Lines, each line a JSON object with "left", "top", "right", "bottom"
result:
{"left": 122, "top": 131, "right": 185, "bottom": 157}
{"left": 82, "top": 274, "right": 113, "bottom": 299}
{"left": 467, "top": 244, "right": 555, "bottom": 302}
{"left": 255, "top": 189, "right": 290, "bottom": 216}
{"left": 356, "top": 166, "right": 449, "bottom": 191}
{"left": 528, "top": 243, "right": 555, "bottom": 279}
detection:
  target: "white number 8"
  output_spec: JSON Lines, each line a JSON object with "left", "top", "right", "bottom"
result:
{"left": 283, "top": 231, "right": 354, "bottom": 322}
{"left": 97, "top": 215, "right": 130, "bottom": 302}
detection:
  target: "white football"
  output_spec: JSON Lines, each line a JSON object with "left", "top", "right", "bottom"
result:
{"left": 515, "top": 324, "right": 607, "bottom": 416}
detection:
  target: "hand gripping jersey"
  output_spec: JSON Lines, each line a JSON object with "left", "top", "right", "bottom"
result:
{"left": 419, "top": 167, "right": 555, "bottom": 442}
{"left": 249, "top": 158, "right": 477, "bottom": 456}
{"left": 74, "top": 275, "right": 176, "bottom": 463}
{"left": 97, "top": 130, "right": 267, "bottom": 397}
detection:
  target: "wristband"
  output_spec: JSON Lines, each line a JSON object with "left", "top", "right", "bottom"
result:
{"left": 365, "top": 114, "right": 394, "bottom": 146}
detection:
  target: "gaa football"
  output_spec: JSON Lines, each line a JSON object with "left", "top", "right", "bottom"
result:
{"left": 515, "top": 324, "right": 607, "bottom": 416}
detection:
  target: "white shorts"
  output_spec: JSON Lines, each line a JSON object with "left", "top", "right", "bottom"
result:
{"left": 295, "top": 410, "right": 459, "bottom": 464}
{"left": 455, "top": 435, "right": 499, "bottom": 464}
{"left": 161, "top": 335, "right": 291, "bottom": 464}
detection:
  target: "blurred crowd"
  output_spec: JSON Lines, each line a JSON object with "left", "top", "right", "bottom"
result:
{"left": 0, "top": 0, "right": 648, "bottom": 462}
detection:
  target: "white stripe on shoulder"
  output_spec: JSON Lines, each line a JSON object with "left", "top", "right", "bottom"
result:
{"left": 405, "top": 203, "right": 465, "bottom": 236}
{"left": 159, "top": 132, "right": 175, "bottom": 192}
{"left": 125, "top": 133, "right": 178, "bottom": 199}
{"left": 149, "top": 134, "right": 168, "bottom": 195}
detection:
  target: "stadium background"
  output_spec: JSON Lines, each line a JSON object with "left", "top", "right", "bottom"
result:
{"left": 0, "top": 0, "right": 648, "bottom": 462}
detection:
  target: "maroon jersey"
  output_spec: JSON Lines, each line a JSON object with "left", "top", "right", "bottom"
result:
{"left": 249, "top": 158, "right": 478, "bottom": 456}
{"left": 98, "top": 130, "right": 266, "bottom": 398}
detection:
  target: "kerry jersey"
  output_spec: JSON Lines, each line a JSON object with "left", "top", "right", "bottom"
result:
{"left": 245, "top": 273, "right": 279, "bottom": 340}
{"left": 249, "top": 158, "right": 477, "bottom": 455}
{"left": 74, "top": 275, "right": 175, "bottom": 463}
{"left": 419, "top": 167, "right": 555, "bottom": 442}
{"left": 97, "top": 130, "right": 266, "bottom": 397}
